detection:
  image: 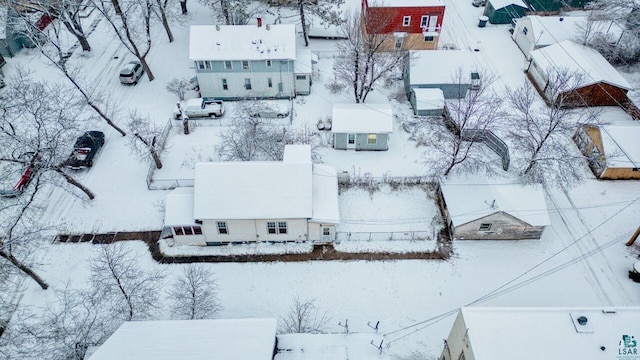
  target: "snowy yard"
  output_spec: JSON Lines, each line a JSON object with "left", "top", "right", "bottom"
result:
{"left": 1, "top": 0, "right": 640, "bottom": 358}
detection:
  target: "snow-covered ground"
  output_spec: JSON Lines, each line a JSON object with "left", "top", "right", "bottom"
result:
{"left": 3, "top": 0, "right": 640, "bottom": 359}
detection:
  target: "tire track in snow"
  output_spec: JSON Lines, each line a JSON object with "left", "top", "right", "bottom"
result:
{"left": 560, "top": 189, "right": 633, "bottom": 305}
{"left": 546, "top": 190, "right": 619, "bottom": 305}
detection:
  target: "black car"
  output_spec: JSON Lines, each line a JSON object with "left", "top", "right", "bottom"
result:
{"left": 65, "top": 131, "right": 105, "bottom": 169}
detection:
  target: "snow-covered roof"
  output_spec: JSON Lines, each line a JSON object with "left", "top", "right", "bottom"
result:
{"left": 311, "top": 164, "right": 340, "bottom": 224}
{"left": 193, "top": 148, "right": 312, "bottom": 220}
{"left": 277, "top": 333, "right": 384, "bottom": 360}
{"left": 368, "top": 0, "right": 444, "bottom": 7}
{"left": 331, "top": 104, "right": 393, "bottom": 134}
{"left": 458, "top": 307, "right": 640, "bottom": 360}
{"left": 440, "top": 179, "right": 550, "bottom": 227}
{"left": 189, "top": 24, "right": 296, "bottom": 61}
{"left": 529, "top": 40, "right": 632, "bottom": 90}
{"left": 519, "top": 16, "right": 624, "bottom": 48}
{"left": 294, "top": 49, "right": 312, "bottom": 74}
{"left": 412, "top": 88, "right": 445, "bottom": 110}
{"left": 164, "top": 187, "right": 196, "bottom": 226}
{"left": 599, "top": 125, "right": 640, "bottom": 168}
{"left": 88, "top": 318, "right": 278, "bottom": 360}
{"left": 488, "top": 0, "right": 527, "bottom": 9}
{"left": 408, "top": 50, "right": 477, "bottom": 85}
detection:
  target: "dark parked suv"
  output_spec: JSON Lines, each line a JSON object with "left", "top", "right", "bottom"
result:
{"left": 65, "top": 131, "right": 105, "bottom": 169}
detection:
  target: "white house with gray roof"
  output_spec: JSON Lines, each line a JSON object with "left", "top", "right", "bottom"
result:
{"left": 163, "top": 145, "right": 340, "bottom": 246}
{"left": 189, "top": 23, "right": 311, "bottom": 100}
{"left": 441, "top": 307, "right": 640, "bottom": 360}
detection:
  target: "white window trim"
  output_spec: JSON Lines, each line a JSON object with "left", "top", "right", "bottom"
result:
{"left": 266, "top": 59, "right": 272, "bottom": 67}
{"left": 242, "top": 60, "right": 250, "bottom": 70}
{"left": 403, "top": 16, "right": 410, "bottom": 26}
{"left": 420, "top": 15, "right": 428, "bottom": 27}
{"left": 216, "top": 221, "right": 228, "bottom": 234}
{"left": 224, "top": 60, "right": 233, "bottom": 70}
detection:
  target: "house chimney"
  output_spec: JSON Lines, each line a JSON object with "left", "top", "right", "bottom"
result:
{"left": 257, "top": 16, "right": 262, "bottom": 27}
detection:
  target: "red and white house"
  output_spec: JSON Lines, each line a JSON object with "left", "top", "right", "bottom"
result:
{"left": 361, "top": 0, "right": 445, "bottom": 51}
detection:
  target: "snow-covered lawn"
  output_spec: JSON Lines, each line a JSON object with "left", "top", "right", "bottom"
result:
{"left": 3, "top": 0, "right": 640, "bottom": 358}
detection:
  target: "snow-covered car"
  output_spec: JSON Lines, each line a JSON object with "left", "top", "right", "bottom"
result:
{"left": 64, "top": 131, "right": 105, "bottom": 170}
{"left": 0, "top": 152, "right": 40, "bottom": 197}
{"left": 174, "top": 98, "right": 225, "bottom": 119}
{"left": 119, "top": 61, "right": 144, "bottom": 85}
{"left": 248, "top": 101, "right": 290, "bottom": 118}
{"left": 472, "top": 0, "right": 487, "bottom": 6}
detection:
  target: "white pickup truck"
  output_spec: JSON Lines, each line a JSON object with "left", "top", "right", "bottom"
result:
{"left": 174, "top": 98, "right": 224, "bottom": 119}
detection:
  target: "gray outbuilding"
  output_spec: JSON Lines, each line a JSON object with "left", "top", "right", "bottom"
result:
{"left": 332, "top": 104, "right": 393, "bottom": 151}
{"left": 409, "top": 88, "right": 445, "bottom": 116}
{"left": 404, "top": 50, "right": 478, "bottom": 99}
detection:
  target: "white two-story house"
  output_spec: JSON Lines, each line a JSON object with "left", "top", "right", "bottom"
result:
{"left": 189, "top": 22, "right": 311, "bottom": 100}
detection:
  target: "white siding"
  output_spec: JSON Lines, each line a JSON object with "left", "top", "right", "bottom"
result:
{"left": 198, "top": 72, "right": 295, "bottom": 99}
{"left": 441, "top": 311, "right": 476, "bottom": 360}
{"left": 202, "top": 218, "right": 309, "bottom": 243}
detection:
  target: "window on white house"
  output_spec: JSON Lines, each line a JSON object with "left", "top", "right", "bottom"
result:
{"left": 204, "top": 61, "right": 212, "bottom": 70}
{"left": 224, "top": 60, "right": 232, "bottom": 70}
{"left": 479, "top": 223, "right": 492, "bottom": 231}
{"left": 242, "top": 60, "right": 250, "bottom": 70}
{"left": 244, "top": 78, "right": 252, "bottom": 90}
{"left": 173, "top": 226, "right": 203, "bottom": 236}
{"left": 278, "top": 221, "right": 288, "bottom": 234}
{"left": 266, "top": 59, "right": 272, "bottom": 67}
{"left": 403, "top": 16, "right": 410, "bottom": 26}
{"left": 217, "top": 221, "right": 228, "bottom": 234}
{"left": 296, "top": 75, "right": 306, "bottom": 80}
{"left": 197, "top": 61, "right": 205, "bottom": 70}
{"left": 348, "top": 133, "right": 356, "bottom": 145}
{"left": 267, "top": 221, "right": 288, "bottom": 234}
{"left": 367, "top": 134, "right": 377, "bottom": 144}
{"left": 268, "top": 78, "right": 273, "bottom": 88}
{"left": 221, "top": 78, "right": 228, "bottom": 90}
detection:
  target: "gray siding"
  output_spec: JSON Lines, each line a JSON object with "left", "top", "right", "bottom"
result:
{"left": 452, "top": 212, "right": 545, "bottom": 240}
{"left": 195, "top": 59, "right": 296, "bottom": 100}
{"left": 333, "top": 132, "right": 389, "bottom": 151}
{"left": 409, "top": 90, "right": 445, "bottom": 116}
{"left": 409, "top": 84, "right": 469, "bottom": 99}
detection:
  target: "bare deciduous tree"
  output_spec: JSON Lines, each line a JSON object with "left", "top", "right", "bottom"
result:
{"left": 167, "top": 264, "right": 222, "bottom": 320}
{"left": 40, "top": 285, "right": 119, "bottom": 360}
{"left": 11, "top": 8, "right": 125, "bottom": 135}
{"left": 166, "top": 78, "right": 190, "bottom": 101}
{"left": 280, "top": 296, "right": 330, "bottom": 334}
{"left": 201, "top": 0, "right": 267, "bottom": 25}
{"left": 333, "top": 10, "right": 408, "bottom": 103}
{"left": 419, "top": 71, "right": 505, "bottom": 177}
{"left": 90, "top": 243, "right": 165, "bottom": 321}
{"left": 216, "top": 101, "right": 293, "bottom": 161}
{"left": 0, "top": 72, "right": 98, "bottom": 200}
{"left": 91, "top": 0, "right": 157, "bottom": 81}
{"left": 273, "top": 0, "right": 344, "bottom": 47}
{"left": 126, "top": 111, "right": 164, "bottom": 169}
{"left": 506, "top": 78, "right": 599, "bottom": 188}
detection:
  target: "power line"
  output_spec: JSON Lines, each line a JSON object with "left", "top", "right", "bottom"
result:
{"left": 381, "top": 190, "right": 640, "bottom": 344}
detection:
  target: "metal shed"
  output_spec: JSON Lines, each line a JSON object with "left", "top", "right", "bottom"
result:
{"left": 409, "top": 88, "right": 445, "bottom": 116}
{"left": 484, "top": 0, "right": 528, "bottom": 25}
